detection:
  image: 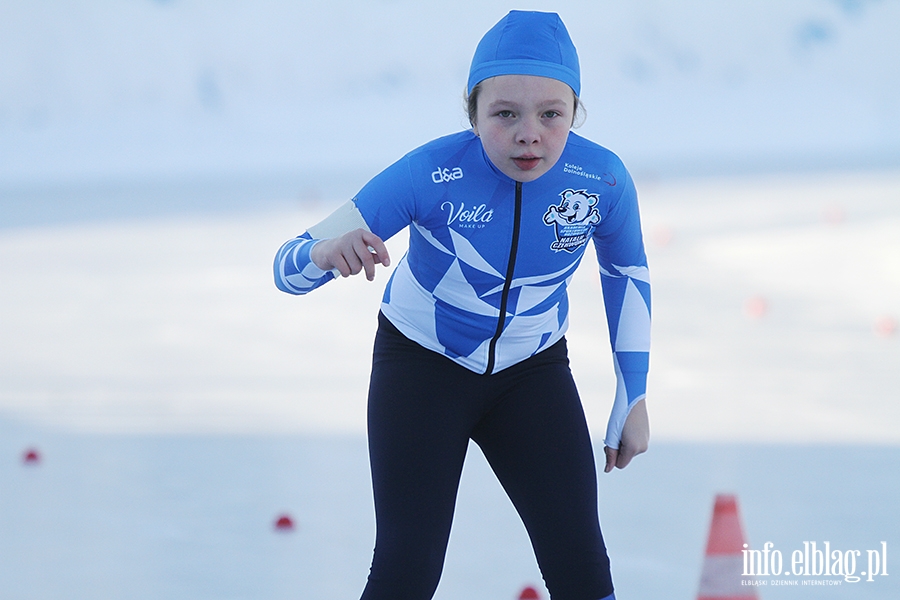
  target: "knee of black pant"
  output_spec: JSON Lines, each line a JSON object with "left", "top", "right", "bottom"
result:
{"left": 538, "top": 551, "right": 614, "bottom": 600}
{"left": 362, "top": 545, "right": 446, "bottom": 600}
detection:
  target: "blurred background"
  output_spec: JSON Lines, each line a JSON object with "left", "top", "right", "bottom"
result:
{"left": 3, "top": 0, "right": 900, "bottom": 199}
{"left": 1, "top": 1, "right": 899, "bottom": 599}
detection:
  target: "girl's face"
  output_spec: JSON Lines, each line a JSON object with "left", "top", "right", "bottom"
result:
{"left": 472, "top": 75, "right": 575, "bottom": 183}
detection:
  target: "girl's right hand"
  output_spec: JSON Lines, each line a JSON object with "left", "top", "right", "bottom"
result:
{"left": 310, "top": 228, "right": 391, "bottom": 281}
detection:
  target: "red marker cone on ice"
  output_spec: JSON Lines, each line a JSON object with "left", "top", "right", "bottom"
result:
{"left": 651, "top": 225, "right": 675, "bottom": 248}
{"left": 697, "top": 494, "right": 757, "bottom": 600}
{"left": 22, "top": 448, "right": 41, "bottom": 465}
{"left": 744, "top": 296, "right": 768, "bottom": 319}
{"left": 517, "top": 585, "right": 541, "bottom": 600}
{"left": 823, "top": 204, "right": 846, "bottom": 226}
{"left": 875, "top": 315, "right": 898, "bottom": 337}
{"left": 274, "top": 514, "right": 295, "bottom": 532}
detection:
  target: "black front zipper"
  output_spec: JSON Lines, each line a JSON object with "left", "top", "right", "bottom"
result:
{"left": 484, "top": 181, "right": 523, "bottom": 375}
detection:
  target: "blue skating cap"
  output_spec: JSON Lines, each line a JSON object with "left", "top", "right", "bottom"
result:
{"left": 468, "top": 10, "right": 580, "bottom": 96}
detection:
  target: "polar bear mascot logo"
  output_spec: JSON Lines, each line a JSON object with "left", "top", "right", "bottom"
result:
{"left": 543, "top": 189, "right": 601, "bottom": 252}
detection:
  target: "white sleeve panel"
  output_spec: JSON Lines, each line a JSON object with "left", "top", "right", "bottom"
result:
{"left": 307, "top": 200, "right": 371, "bottom": 239}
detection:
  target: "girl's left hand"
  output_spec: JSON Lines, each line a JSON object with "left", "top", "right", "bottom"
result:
{"left": 603, "top": 399, "right": 649, "bottom": 473}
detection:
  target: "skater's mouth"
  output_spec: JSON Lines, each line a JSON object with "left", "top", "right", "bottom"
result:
{"left": 512, "top": 155, "right": 541, "bottom": 171}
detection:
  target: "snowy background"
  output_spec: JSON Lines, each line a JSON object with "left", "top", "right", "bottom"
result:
{"left": 2, "top": 1, "right": 899, "bottom": 599}
{"left": 2, "top": 0, "right": 900, "bottom": 189}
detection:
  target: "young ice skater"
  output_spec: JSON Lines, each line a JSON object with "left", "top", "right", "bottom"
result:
{"left": 275, "top": 10, "right": 651, "bottom": 600}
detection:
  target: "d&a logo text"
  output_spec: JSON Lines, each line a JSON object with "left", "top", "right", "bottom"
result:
{"left": 432, "top": 166, "right": 464, "bottom": 183}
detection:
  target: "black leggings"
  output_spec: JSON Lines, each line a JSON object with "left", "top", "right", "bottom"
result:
{"left": 360, "top": 313, "right": 615, "bottom": 600}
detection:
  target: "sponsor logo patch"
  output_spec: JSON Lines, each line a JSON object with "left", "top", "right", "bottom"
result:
{"left": 543, "top": 189, "right": 601, "bottom": 252}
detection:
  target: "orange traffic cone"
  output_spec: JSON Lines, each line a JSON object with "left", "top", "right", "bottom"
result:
{"left": 697, "top": 494, "right": 757, "bottom": 600}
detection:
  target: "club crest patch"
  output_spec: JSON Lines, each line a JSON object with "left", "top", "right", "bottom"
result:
{"left": 543, "top": 189, "right": 601, "bottom": 252}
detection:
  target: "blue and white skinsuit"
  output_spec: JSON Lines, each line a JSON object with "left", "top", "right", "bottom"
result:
{"left": 274, "top": 129, "right": 650, "bottom": 600}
